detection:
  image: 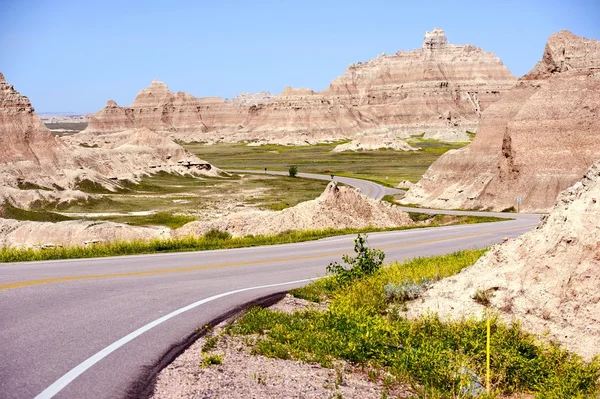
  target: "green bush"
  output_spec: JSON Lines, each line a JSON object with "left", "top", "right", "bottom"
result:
{"left": 326, "top": 234, "right": 384, "bottom": 286}
{"left": 288, "top": 165, "right": 298, "bottom": 177}
{"left": 203, "top": 229, "right": 232, "bottom": 240}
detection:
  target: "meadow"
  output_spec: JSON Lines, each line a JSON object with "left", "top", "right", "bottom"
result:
{"left": 184, "top": 138, "right": 466, "bottom": 187}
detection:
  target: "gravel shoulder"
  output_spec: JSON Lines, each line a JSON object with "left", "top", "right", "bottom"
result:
{"left": 151, "top": 295, "right": 413, "bottom": 399}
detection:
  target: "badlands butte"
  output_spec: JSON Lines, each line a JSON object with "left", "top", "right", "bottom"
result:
{"left": 0, "top": 28, "right": 599, "bottom": 247}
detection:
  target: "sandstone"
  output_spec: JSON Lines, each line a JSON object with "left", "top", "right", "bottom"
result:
{"left": 84, "top": 29, "right": 515, "bottom": 145}
{"left": 0, "top": 218, "right": 169, "bottom": 249}
{"left": 407, "top": 160, "right": 600, "bottom": 360}
{"left": 0, "top": 74, "right": 220, "bottom": 209}
{"left": 331, "top": 134, "right": 419, "bottom": 152}
{"left": 176, "top": 182, "right": 413, "bottom": 238}
{"left": 403, "top": 31, "right": 600, "bottom": 212}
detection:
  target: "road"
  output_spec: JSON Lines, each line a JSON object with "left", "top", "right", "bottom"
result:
{"left": 229, "top": 169, "right": 403, "bottom": 200}
{"left": 0, "top": 173, "right": 541, "bottom": 399}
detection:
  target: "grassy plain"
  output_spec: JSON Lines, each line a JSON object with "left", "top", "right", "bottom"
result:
{"left": 226, "top": 249, "right": 600, "bottom": 397}
{"left": 183, "top": 139, "right": 466, "bottom": 187}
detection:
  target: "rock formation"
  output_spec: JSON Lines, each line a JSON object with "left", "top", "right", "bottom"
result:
{"left": 0, "top": 218, "right": 168, "bottom": 249}
{"left": 84, "top": 29, "right": 515, "bottom": 144}
{"left": 0, "top": 71, "right": 91, "bottom": 192}
{"left": 229, "top": 91, "right": 276, "bottom": 106}
{"left": 407, "top": 159, "right": 600, "bottom": 360}
{"left": 331, "top": 134, "right": 419, "bottom": 152}
{"left": 403, "top": 31, "right": 600, "bottom": 212}
{"left": 176, "top": 182, "right": 413, "bottom": 237}
{"left": 0, "top": 73, "right": 220, "bottom": 208}
{"left": 85, "top": 80, "right": 247, "bottom": 140}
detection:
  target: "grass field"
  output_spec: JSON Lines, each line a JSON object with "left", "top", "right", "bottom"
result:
{"left": 52, "top": 172, "right": 330, "bottom": 227}
{"left": 225, "top": 248, "right": 600, "bottom": 398}
{"left": 183, "top": 139, "right": 466, "bottom": 187}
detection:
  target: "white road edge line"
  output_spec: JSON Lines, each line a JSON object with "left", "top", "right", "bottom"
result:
{"left": 34, "top": 278, "right": 316, "bottom": 399}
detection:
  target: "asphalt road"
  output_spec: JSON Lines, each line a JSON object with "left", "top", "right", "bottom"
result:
{"left": 229, "top": 169, "right": 404, "bottom": 200}
{"left": 0, "top": 174, "right": 541, "bottom": 399}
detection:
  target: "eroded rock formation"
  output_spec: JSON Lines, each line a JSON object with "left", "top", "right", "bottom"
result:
{"left": 0, "top": 74, "right": 220, "bottom": 208}
{"left": 403, "top": 31, "right": 600, "bottom": 212}
{"left": 176, "top": 182, "right": 413, "bottom": 237}
{"left": 331, "top": 134, "right": 419, "bottom": 152}
{"left": 407, "top": 159, "right": 600, "bottom": 360}
{"left": 84, "top": 29, "right": 515, "bottom": 144}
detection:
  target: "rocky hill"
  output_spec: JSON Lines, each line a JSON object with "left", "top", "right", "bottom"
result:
{"left": 0, "top": 73, "right": 219, "bottom": 208}
{"left": 176, "top": 182, "right": 413, "bottom": 237}
{"left": 403, "top": 31, "right": 600, "bottom": 212}
{"left": 84, "top": 29, "right": 515, "bottom": 144}
{"left": 407, "top": 159, "right": 600, "bottom": 360}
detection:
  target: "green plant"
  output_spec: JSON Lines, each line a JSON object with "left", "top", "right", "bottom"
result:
{"left": 473, "top": 289, "right": 493, "bottom": 306}
{"left": 202, "top": 334, "right": 219, "bottom": 353}
{"left": 200, "top": 353, "right": 223, "bottom": 368}
{"left": 383, "top": 279, "right": 433, "bottom": 302}
{"left": 288, "top": 165, "right": 298, "bottom": 177}
{"left": 203, "top": 229, "right": 232, "bottom": 240}
{"left": 326, "top": 234, "right": 384, "bottom": 286}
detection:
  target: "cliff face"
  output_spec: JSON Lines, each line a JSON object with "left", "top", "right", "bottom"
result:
{"left": 0, "top": 72, "right": 80, "bottom": 188}
{"left": 0, "top": 74, "right": 220, "bottom": 208}
{"left": 403, "top": 31, "right": 600, "bottom": 212}
{"left": 85, "top": 29, "right": 516, "bottom": 144}
{"left": 86, "top": 80, "right": 247, "bottom": 140}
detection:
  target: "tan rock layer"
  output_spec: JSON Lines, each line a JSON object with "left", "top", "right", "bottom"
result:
{"left": 84, "top": 28, "right": 516, "bottom": 144}
{"left": 407, "top": 160, "right": 600, "bottom": 360}
{"left": 403, "top": 30, "right": 600, "bottom": 212}
{"left": 176, "top": 182, "right": 413, "bottom": 238}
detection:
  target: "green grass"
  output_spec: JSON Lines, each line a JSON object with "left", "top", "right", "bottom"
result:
{"left": 227, "top": 250, "right": 600, "bottom": 398}
{"left": 61, "top": 172, "right": 329, "bottom": 217}
{"left": 0, "top": 214, "right": 507, "bottom": 262}
{"left": 183, "top": 140, "right": 467, "bottom": 187}
{"left": 101, "top": 212, "right": 196, "bottom": 229}
{"left": 1, "top": 203, "right": 74, "bottom": 223}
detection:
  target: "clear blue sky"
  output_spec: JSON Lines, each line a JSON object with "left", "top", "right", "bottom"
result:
{"left": 1, "top": 0, "right": 598, "bottom": 113}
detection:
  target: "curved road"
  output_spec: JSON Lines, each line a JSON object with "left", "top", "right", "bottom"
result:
{"left": 230, "top": 169, "right": 404, "bottom": 200}
{"left": 0, "top": 173, "right": 541, "bottom": 399}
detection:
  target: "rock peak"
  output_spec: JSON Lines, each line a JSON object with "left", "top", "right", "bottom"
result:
{"left": 106, "top": 99, "right": 118, "bottom": 107}
{"left": 423, "top": 28, "right": 448, "bottom": 50}
{"left": 0, "top": 72, "right": 5, "bottom": 83}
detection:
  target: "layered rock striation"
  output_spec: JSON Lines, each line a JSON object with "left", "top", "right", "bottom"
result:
{"left": 0, "top": 73, "right": 220, "bottom": 208}
{"left": 403, "top": 31, "right": 600, "bottom": 212}
{"left": 84, "top": 29, "right": 516, "bottom": 144}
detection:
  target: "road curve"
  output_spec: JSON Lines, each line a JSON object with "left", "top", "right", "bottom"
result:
{"left": 0, "top": 174, "right": 541, "bottom": 399}
{"left": 229, "top": 169, "right": 404, "bottom": 200}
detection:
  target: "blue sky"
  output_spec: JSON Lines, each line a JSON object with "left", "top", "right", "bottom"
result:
{"left": 1, "top": 0, "right": 598, "bottom": 113}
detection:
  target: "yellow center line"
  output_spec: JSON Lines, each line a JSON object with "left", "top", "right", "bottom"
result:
{"left": 0, "top": 223, "right": 537, "bottom": 292}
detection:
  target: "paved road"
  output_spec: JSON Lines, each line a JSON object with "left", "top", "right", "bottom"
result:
{"left": 229, "top": 169, "right": 404, "bottom": 200}
{"left": 0, "top": 174, "right": 541, "bottom": 399}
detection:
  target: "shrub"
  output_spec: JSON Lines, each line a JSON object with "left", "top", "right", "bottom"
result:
{"left": 203, "top": 229, "right": 232, "bottom": 240}
{"left": 383, "top": 279, "right": 433, "bottom": 302}
{"left": 200, "top": 353, "right": 223, "bottom": 367}
{"left": 288, "top": 165, "right": 298, "bottom": 177}
{"left": 326, "top": 234, "right": 384, "bottom": 286}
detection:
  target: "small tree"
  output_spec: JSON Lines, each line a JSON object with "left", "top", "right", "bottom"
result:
{"left": 288, "top": 165, "right": 298, "bottom": 177}
{"left": 326, "top": 234, "right": 385, "bottom": 286}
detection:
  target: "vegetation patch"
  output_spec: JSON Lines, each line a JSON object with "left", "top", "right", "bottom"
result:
{"left": 101, "top": 212, "right": 196, "bottom": 229}
{"left": 1, "top": 203, "right": 74, "bottom": 223}
{"left": 183, "top": 141, "right": 467, "bottom": 187}
{"left": 0, "top": 215, "right": 506, "bottom": 262}
{"left": 229, "top": 247, "right": 600, "bottom": 397}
